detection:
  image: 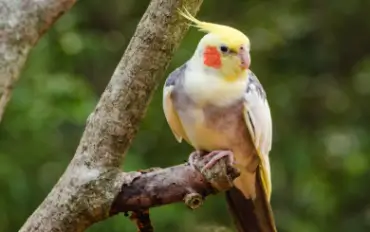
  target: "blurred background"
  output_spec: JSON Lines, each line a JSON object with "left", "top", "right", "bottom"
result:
{"left": 1, "top": 0, "right": 370, "bottom": 231}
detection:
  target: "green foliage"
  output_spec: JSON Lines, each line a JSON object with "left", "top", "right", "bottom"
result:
{"left": 1, "top": 0, "right": 370, "bottom": 231}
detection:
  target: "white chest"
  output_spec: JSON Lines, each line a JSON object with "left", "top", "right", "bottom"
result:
{"left": 183, "top": 70, "right": 247, "bottom": 107}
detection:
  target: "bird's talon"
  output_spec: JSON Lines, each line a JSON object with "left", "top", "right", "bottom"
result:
{"left": 202, "top": 150, "right": 234, "bottom": 172}
{"left": 189, "top": 150, "right": 235, "bottom": 173}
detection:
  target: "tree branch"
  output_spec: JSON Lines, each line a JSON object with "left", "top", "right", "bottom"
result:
{"left": 112, "top": 164, "right": 212, "bottom": 213}
{"left": 18, "top": 0, "right": 204, "bottom": 231}
{"left": 0, "top": 0, "right": 77, "bottom": 122}
{"left": 111, "top": 153, "right": 240, "bottom": 214}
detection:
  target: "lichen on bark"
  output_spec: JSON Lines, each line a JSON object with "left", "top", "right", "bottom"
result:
{"left": 0, "top": 0, "right": 77, "bottom": 122}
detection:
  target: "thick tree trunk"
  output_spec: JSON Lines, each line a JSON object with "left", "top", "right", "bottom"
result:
{"left": 18, "top": 0, "right": 212, "bottom": 231}
{"left": 0, "top": 0, "right": 77, "bottom": 122}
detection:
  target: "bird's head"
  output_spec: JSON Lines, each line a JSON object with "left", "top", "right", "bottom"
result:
{"left": 180, "top": 9, "right": 251, "bottom": 82}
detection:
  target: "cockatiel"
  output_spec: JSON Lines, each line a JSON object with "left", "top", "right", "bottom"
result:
{"left": 162, "top": 9, "right": 277, "bottom": 232}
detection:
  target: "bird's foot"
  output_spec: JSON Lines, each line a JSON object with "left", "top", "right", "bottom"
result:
{"left": 188, "top": 150, "right": 235, "bottom": 172}
{"left": 201, "top": 150, "right": 235, "bottom": 173}
{"left": 188, "top": 150, "right": 240, "bottom": 192}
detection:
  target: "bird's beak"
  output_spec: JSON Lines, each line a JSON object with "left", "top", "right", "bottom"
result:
{"left": 239, "top": 50, "right": 250, "bottom": 70}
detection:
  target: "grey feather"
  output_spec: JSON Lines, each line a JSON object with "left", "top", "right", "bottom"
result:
{"left": 164, "top": 63, "right": 187, "bottom": 87}
{"left": 246, "top": 71, "right": 267, "bottom": 101}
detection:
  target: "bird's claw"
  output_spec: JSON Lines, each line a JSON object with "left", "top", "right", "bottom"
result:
{"left": 188, "top": 150, "right": 235, "bottom": 173}
{"left": 201, "top": 150, "right": 235, "bottom": 173}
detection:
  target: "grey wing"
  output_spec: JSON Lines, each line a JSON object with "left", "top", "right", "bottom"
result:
{"left": 243, "top": 70, "right": 273, "bottom": 200}
{"left": 162, "top": 64, "right": 189, "bottom": 143}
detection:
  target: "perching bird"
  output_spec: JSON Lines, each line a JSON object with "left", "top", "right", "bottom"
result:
{"left": 162, "top": 9, "right": 277, "bottom": 232}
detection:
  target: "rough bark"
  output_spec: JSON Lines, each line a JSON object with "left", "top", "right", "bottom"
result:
{"left": 0, "top": 0, "right": 77, "bottom": 122}
{"left": 112, "top": 164, "right": 213, "bottom": 213}
{"left": 18, "top": 0, "right": 204, "bottom": 231}
{"left": 111, "top": 153, "right": 240, "bottom": 214}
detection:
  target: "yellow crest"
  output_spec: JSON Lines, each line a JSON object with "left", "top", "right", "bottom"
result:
{"left": 179, "top": 8, "right": 250, "bottom": 49}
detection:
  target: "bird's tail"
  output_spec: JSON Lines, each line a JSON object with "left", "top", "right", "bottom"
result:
{"left": 225, "top": 167, "right": 277, "bottom": 232}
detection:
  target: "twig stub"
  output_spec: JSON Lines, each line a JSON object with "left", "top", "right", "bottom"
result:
{"left": 129, "top": 209, "right": 153, "bottom": 232}
{"left": 184, "top": 192, "right": 203, "bottom": 209}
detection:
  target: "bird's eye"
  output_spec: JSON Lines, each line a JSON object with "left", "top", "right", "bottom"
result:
{"left": 220, "top": 45, "right": 229, "bottom": 53}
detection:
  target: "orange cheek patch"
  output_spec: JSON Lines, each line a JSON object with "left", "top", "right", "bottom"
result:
{"left": 203, "top": 46, "right": 221, "bottom": 68}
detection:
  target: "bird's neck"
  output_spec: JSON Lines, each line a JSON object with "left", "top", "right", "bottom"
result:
{"left": 183, "top": 60, "right": 248, "bottom": 107}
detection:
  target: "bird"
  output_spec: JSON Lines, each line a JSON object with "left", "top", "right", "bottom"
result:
{"left": 162, "top": 9, "right": 277, "bottom": 232}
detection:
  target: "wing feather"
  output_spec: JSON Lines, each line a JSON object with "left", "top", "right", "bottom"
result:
{"left": 243, "top": 70, "right": 273, "bottom": 201}
{"left": 162, "top": 64, "right": 189, "bottom": 143}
